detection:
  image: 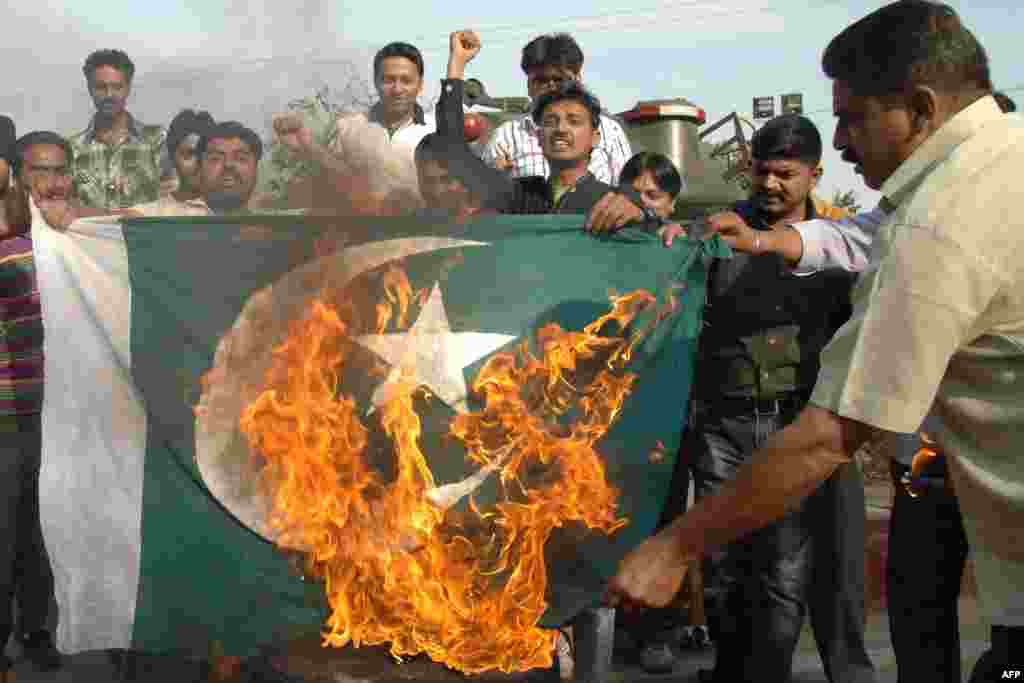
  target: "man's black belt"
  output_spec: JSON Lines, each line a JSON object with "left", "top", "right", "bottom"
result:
{"left": 701, "top": 391, "right": 810, "bottom": 417}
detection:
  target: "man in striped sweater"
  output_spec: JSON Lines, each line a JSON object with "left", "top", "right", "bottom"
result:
{"left": 0, "top": 118, "right": 62, "bottom": 676}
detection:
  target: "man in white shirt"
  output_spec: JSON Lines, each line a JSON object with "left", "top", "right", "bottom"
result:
{"left": 272, "top": 42, "right": 434, "bottom": 209}
{"left": 679, "top": 88, "right": 1018, "bottom": 683}
{"left": 607, "top": 4, "right": 1024, "bottom": 681}
{"left": 481, "top": 33, "right": 631, "bottom": 185}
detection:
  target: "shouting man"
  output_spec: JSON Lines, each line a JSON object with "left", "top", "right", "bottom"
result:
{"left": 482, "top": 33, "right": 631, "bottom": 184}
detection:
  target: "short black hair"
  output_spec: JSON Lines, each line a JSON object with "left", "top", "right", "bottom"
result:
{"left": 197, "top": 121, "right": 263, "bottom": 161}
{"left": 373, "top": 42, "right": 425, "bottom": 80}
{"left": 531, "top": 81, "right": 601, "bottom": 129}
{"left": 619, "top": 152, "right": 683, "bottom": 199}
{"left": 521, "top": 33, "right": 584, "bottom": 75}
{"left": 750, "top": 114, "right": 823, "bottom": 167}
{"left": 167, "top": 109, "right": 215, "bottom": 155}
{"left": 822, "top": 1, "right": 990, "bottom": 98}
{"left": 414, "top": 134, "right": 512, "bottom": 210}
{"left": 0, "top": 115, "right": 15, "bottom": 166}
{"left": 994, "top": 91, "right": 1017, "bottom": 113}
{"left": 83, "top": 49, "right": 136, "bottom": 84}
{"left": 12, "top": 131, "right": 73, "bottom": 175}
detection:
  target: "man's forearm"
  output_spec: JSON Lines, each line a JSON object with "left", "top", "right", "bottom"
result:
{"left": 667, "top": 405, "right": 869, "bottom": 559}
{"left": 308, "top": 143, "right": 353, "bottom": 178}
{"left": 760, "top": 226, "right": 805, "bottom": 267}
{"left": 447, "top": 58, "right": 468, "bottom": 80}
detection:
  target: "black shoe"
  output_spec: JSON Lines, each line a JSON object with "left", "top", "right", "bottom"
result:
{"left": 19, "top": 629, "right": 62, "bottom": 672}
{"left": 0, "top": 653, "right": 12, "bottom": 672}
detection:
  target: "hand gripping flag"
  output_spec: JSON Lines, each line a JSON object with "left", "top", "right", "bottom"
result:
{"left": 31, "top": 213, "right": 729, "bottom": 671}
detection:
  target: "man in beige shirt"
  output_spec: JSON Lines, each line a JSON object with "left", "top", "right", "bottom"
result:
{"left": 608, "top": 3, "right": 1024, "bottom": 680}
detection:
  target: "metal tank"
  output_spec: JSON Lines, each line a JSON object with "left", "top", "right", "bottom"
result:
{"left": 462, "top": 81, "right": 747, "bottom": 219}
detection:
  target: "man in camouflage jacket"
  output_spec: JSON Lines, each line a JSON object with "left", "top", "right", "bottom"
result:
{"left": 70, "top": 49, "right": 167, "bottom": 210}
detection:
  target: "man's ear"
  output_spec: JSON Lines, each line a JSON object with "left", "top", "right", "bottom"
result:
{"left": 812, "top": 163, "right": 823, "bottom": 185}
{"left": 908, "top": 85, "right": 940, "bottom": 134}
{"left": 591, "top": 126, "right": 601, "bottom": 150}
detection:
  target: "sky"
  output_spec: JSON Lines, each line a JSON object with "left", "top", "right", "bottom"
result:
{"left": 2, "top": 0, "right": 1020, "bottom": 207}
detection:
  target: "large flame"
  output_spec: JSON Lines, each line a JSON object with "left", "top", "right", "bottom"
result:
{"left": 237, "top": 267, "right": 662, "bottom": 674}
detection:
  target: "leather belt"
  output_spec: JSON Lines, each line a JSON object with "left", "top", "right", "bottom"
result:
{"left": 702, "top": 392, "right": 809, "bottom": 417}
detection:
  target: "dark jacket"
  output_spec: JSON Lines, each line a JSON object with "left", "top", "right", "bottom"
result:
{"left": 694, "top": 198, "right": 857, "bottom": 400}
{"left": 435, "top": 78, "right": 649, "bottom": 219}
{"left": 505, "top": 173, "right": 624, "bottom": 215}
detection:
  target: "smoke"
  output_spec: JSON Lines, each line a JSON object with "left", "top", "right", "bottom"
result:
{"left": 0, "top": 1, "right": 372, "bottom": 140}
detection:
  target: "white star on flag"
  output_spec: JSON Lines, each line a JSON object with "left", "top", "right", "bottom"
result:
{"left": 355, "top": 282, "right": 516, "bottom": 414}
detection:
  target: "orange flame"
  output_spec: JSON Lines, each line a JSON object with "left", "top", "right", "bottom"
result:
{"left": 237, "top": 272, "right": 665, "bottom": 674}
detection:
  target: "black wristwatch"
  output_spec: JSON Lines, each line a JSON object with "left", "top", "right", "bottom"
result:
{"left": 639, "top": 205, "right": 667, "bottom": 228}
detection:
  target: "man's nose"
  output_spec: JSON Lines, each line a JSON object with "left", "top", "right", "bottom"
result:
{"left": 833, "top": 125, "right": 847, "bottom": 152}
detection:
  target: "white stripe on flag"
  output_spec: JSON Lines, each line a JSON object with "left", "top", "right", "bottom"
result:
{"left": 32, "top": 211, "right": 146, "bottom": 654}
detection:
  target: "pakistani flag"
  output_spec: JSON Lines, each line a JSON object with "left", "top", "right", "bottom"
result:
{"left": 31, "top": 212, "right": 727, "bottom": 660}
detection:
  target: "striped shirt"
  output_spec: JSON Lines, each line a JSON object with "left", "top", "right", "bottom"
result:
{"left": 0, "top": 235, "right": 43, "bottom": 416}
{"left": 481, "top": 111, "right": 632, "bottom": 185}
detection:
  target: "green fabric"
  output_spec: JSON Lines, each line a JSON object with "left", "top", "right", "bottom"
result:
{"left": 121, "top": 213, "right": 729, "bottom": 656}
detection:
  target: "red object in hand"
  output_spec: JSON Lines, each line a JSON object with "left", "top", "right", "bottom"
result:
{"left": 464, "top": 113, "right": 490, "bottom": 142}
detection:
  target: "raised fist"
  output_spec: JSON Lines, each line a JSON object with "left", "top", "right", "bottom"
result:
{"left": 272, "top": 113, "right": 314, "bottom": 155}
{"left": 449, "top": 30, "right": 481, "bottom": 65}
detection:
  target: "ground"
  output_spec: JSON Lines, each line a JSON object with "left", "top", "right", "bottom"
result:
{"left": 4, "top": 478, "right": 994, "bottom": 682}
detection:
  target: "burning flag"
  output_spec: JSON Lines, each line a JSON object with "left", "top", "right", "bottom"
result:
{"left": 31, "top": 212, "right": 728, "bottom": 667}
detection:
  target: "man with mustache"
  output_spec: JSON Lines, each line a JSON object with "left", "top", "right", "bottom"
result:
{"left": 70, "top": 49, "right": 167, "bottom": 211}
{"left": 0, "top": 126, "right": 65, "bottom": 677}
{"left": 673, "top": 88, "right": 1018, "bottom": 683}
{"left": 609, "top": 3, "right": 1024, "bottom": 681}
{"left": 481, "top": 33, "right": 631, "bottom": 184}
{"left": 192, "top": 122, "right": 262, "bottom": 215}
{"left": 666, "top": 114, "right": 873, "bottom": 683}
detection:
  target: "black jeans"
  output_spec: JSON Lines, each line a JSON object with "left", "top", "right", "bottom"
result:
{"left": 887, "top": 459, "right": 968, "bottom": 683}
{"left": 0, "top": 414, "right": 56, "bottom": 648}
{"left": 692, "top": 401, "right": 874, "bottom": 683}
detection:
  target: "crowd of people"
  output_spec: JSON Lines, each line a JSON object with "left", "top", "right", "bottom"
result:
{"left": 1, "top": 1, "right": 1022, "bottom": 682}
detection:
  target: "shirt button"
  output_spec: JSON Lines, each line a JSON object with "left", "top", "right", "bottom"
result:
{"left": 767, "top": 336, "right": 778, "bottom": 345}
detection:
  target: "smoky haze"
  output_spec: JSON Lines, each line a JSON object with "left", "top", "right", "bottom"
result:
{"left": 0, "top": 0, "right": 377, "bottom": 139}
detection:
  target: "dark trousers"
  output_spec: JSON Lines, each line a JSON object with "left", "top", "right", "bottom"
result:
{"left": 886, "top": 460, "right": 968, "bottom": 683}
{"left": 0, "top": 414, "right": 56, "bottom": 648}
{"left": 969, "top": 626, "right": 1024, "bottom": 682}
{"left": 692, "top": 403, "right": 874, "bottom": 683}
